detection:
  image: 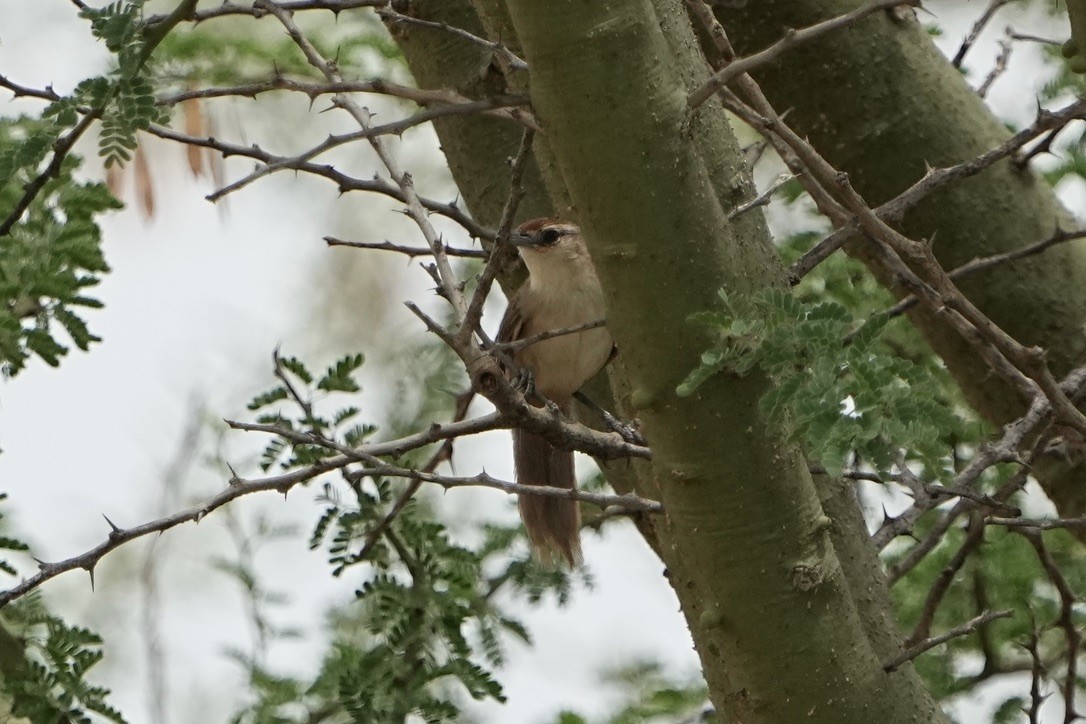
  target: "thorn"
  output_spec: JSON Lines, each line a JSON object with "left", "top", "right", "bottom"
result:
{"left": 86, "top": 565, "right": 95, "bottom": 591}
{"left": 227, "top": 463, "right": 241, "bottom": 484}
{"left": 103, "top": 515, "right": 122, "bottom": 534}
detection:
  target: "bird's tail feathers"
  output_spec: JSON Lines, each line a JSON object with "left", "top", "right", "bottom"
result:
{"left": 513, "top": 427, "right": 581, "bottom": 567}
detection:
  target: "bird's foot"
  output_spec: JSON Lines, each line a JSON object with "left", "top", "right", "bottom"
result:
{"left": 601, "top": 410, "right": 646, "bottom": 446}
{"left": 512, "top": 366, "right": 536, "bottom": 399}
{"left": 572, "top": 390, "right": 647, "bottom": 446}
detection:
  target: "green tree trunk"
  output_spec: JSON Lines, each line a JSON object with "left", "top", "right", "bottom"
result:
{"left": 719, "top": 1, "right": 1086, "bottom": 519}
{"left": 499, "top": 0, "right": 946, "bottom": 720}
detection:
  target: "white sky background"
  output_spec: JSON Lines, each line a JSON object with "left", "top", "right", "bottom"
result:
{"left": 0, "top": 1, "right": 1078, "bottom": 722}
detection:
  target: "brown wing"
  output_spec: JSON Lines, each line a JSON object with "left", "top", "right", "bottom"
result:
{"left": 496, "top": 287, "right": 527, "bottom": 345}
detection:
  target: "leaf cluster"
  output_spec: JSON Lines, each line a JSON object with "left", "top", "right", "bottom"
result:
{"left": 0, "top": 593, "right": 124, "bottom": 723}
{"left": 80, "top": 1, "right": 171, "bottom": 166}
{"left": 679, "top": 288, "right": 965, "bottom": 479}
{"left": 0, "top": 117, "right": 120, "bottom": 376}
{"left": 235, "top": 351, "right": 588, "bottom": 722}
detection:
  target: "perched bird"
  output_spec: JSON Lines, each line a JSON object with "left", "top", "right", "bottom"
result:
{"left": 497, "top": 218, "right": 614, "bottom": 566}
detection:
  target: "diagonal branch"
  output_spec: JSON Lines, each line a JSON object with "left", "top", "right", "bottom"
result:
{"left": 687, "top": 0, "right": 919, "bottom": 111}
{"left": 883, "top": 609, "right": 1013, "bottom": 673}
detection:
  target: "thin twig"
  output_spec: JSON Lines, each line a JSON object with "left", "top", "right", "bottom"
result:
{"left": 352, "top": 390, "right": 475, "bottom": 562}
{"left": 904, "top": 515, "right": 986, "bottom": 646}
{"left": 457, "top": 127, "right": 535, "bottom": 348}
{"left": 272, "top": 348, "right": 314, "bottom": 420}
{"left": 977, "top": 36, "right": 1013, "bottom": 98}
{"left": 883, "top": 609, "right": 1013, "bottom": 673}
{"left": 345, "top": 467, "right": 663, "bottom": 512}
{"left": 208, "top": 98, "right": 532, "bottom": 202}
{"left": 1008, "top": 31, "right": 1061, "bottom": 45}
{"left": 953, "top": 0, "right": 1014, "bottom": 68}
{"left": 728, "top": 172, "right": 797, "bottom": 220}
{"left": 1019, "top": 529, "right": 1081, "bottom": 723}
{"left": 877, "top": 363, "right": 1086, "bottom": 555}
{"left": 0, "top": 74, "right": 62, "bottom": 102}
{"left": 257, "top": 0, "right": 469, "bottom": 322}
{"left": 491, "top": 319, "right": 607, "bottom": 353}
{"left": 145, "top": 124, "right": 495, "bottom": 240}
{"left": 1023, "top": 609, "right": 1046, "bottom": 724}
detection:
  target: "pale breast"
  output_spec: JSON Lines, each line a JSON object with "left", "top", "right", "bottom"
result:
{"left": 516, "top": 279, "right": 613, "bottom": 401}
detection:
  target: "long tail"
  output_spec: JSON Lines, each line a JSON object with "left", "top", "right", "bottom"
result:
{"left": 513, "top": 427, "right": 581, "bottom": 567}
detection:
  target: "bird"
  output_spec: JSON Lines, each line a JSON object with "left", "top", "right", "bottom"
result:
{"left": 496, "top": 218, "right": 614, "bottom": 566}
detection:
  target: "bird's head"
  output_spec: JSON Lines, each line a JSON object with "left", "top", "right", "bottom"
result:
{"left": 510, "top": 219, "right": 591, "bottom": 281}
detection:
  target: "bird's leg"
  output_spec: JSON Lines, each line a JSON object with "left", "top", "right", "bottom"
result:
{"left": 573, "top": 390, "right": 647, "bottom": 446}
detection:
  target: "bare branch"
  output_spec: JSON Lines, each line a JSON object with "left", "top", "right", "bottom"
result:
{"left": 144, "top": 0, "right": 383, "bottom": 25}
{"left": 789, "top": 97, "right": 1086, "bottom": 281}
{"left": 1008, "top": 31, "right": 1061, "bottom": 45}
{"left": 0, "top": 74, "right": 62, "bottom": 102}
{"left": 953, "top": 0, "right": 1014, "bottom": 68}
{"left": 325, "top": 237, "right": 487, "bottom": 259}
{"left": 491, "top": 319, "right": 607, "bottom": 354}
{"left": 345, "top": 467, "right": 663, "bottom": 513}
{"left": 227, "top": 411, "right": 508, "bottom": 460}
{"left": 904, "top": 515, "right": 986, "bottom": 646}
{"left": 257, "top": 0, "right": 469, "bottom": 322}
{"left": 687, "top": 0, "right": 919, "bottom": 111}
{"left": 352, "top": 390, "right": 475, "bottom": 563}
{"left": 728, "top": 172, "right": 797, "bottom": 220}
{"left": 160, "top": 75, "right": 528, "bottom": 110}
{"left": 0, "top": 457, "right": 344, "bottom": 607}
{"left": 977, "top": 36, "right": 1013, "bottom": 98}
{"left": 1020, "top": 529, "right": 1082, "bottom": 722}
{"left": 1024, "top": 611, "right": 1047, "bottom": 724}
{"left": 376, "top": 6, "right": 528, "bottom": 72}
{"left": 883, "top": 609, "right": 1013, "bottom": 673}
{"left": 989, "top": 516, "right": 1086, "bottom": 530}
{"left": 879, "top": 226, "right": 1086, "bottom": 322}
{"left": 207, "top": 98, "right": 533, "bottom": 202}
{"left": 457, "top": 127, "right": 535, "bottom": 348}
{"left": 144, "top": 124, "right": 494, "bottom": 240}
{"left": 877, "top": 364, "right": 1086, "bottom": 563}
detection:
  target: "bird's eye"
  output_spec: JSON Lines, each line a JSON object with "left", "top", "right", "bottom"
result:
{"left": 539, "top": 228, "right": 561, "bottom": 245}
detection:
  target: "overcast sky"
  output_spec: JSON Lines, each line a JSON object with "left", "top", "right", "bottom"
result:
{"left": 0, "top": 1, "right": 1078, "bottom": 722}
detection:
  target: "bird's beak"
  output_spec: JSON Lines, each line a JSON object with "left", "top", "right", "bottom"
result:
{"left": 510, "top": 231, "right": 537, "bottom": 248}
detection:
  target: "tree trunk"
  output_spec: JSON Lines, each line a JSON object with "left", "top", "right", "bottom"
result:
{"left": 499, "top": 0, "right": 947, "bottom": 720}
{"left": 719, "top": 1, "right": 1086, "bottom": 520}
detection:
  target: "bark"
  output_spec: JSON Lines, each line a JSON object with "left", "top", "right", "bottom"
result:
{"left": 501, "top": 0, "right": 946, "bottom": 720}
{"left": 718, "top": 1, "right": 1086, "bottom": 519}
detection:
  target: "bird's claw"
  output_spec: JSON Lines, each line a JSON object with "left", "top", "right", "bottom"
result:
{"left": 602, "top": 410, "right": 646, "bottom": 446}
{"left": 512, "top": 367, "right": 536, "bottom": 398}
